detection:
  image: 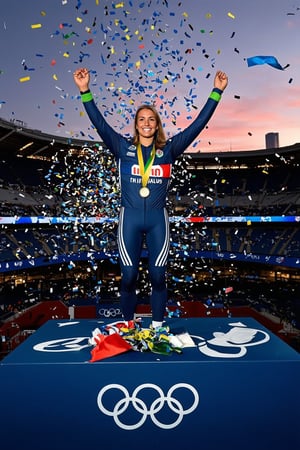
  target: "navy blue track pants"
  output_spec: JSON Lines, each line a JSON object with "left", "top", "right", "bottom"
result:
{"left": 117, "top": 207, "right": 169, "bottom": 321}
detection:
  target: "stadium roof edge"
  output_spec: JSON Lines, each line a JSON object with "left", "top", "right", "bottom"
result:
{"left": 1, "top": 115, "right": 300, "bottom": 163}
{"left": 0, "top": 116, "right": 93, "bottom": 151}
{"left": 187, "top": 143, "right": 300, "bottom": 158}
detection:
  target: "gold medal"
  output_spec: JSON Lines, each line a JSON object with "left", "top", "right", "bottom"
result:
{"left": 137, "top": 143, "right": 155, "bottom": 200}
{"left": 139, "top": 187, "right": 150, "bottom": 198}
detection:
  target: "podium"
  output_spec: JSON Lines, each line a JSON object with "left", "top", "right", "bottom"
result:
{"left": 0, "top": 317, "right": 299, "bottom": 450}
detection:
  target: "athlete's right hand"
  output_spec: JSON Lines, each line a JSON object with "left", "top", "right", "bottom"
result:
{"left": 73, "top": 67, "right": 90, "bottom": 91}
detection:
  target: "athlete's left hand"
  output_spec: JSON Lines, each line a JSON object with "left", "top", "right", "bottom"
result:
{"left": 214, "top": 71, "right": 228, "bottom": 91}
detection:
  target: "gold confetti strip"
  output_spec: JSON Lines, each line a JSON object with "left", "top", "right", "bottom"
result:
{"left": 19, "top": 76, "right": 30, "bottom": 83}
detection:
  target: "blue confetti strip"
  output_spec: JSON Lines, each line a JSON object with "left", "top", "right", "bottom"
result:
{"left": 246, "top": 55, "right": 286, "bottom": 71}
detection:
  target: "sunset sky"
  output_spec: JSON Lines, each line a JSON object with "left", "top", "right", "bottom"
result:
{"left": 1, "top": 0, "right": 300, "bottom": 152}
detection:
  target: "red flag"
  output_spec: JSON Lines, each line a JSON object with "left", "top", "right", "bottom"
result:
{"left": 90, "top": 333, "right": 132, "bottom": 362}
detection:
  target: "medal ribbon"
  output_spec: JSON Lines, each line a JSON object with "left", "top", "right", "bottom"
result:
{"left": 137, "top": 143, "right": 156, "bottom": 188}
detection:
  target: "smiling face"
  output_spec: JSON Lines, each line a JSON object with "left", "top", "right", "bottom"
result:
{"left": 135, "top": 108, "right": 158, "bottom": 145}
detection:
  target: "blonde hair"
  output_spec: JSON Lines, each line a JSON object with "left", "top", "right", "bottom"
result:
{"left": 132, "top": 105, "right": 167, "bottom": 148}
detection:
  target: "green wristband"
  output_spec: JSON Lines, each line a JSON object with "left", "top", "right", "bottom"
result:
{"left": 81, "top": 91, "right": 93, "bottom": 103}
{"left": 209, "top": 91, "right": 222, "bottom": 102}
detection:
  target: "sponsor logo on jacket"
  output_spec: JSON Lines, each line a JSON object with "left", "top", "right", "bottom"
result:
{"left": 131, "top": 164, "right": 171, "bottom": 178}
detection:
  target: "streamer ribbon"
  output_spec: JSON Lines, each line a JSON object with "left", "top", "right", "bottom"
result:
{"left": 246, "top": 55, "right": 286, "bottom": 70}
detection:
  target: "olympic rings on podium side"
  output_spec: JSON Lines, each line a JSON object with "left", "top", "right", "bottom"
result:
{"left": 97, "top": 382, "right": 199, "bottom": 430}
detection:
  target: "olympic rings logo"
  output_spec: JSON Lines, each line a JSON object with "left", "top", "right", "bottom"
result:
{"left": 98, "top": 308, "right": 122, "bottom": 318}
{"left": 97, "top": 383, "right": 199, "bottom": 430}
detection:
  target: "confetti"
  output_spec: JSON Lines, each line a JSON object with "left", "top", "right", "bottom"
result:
{"left": 3, "top": 0, "right": 297, "bottom": 187}
{"left": 19, "top": 76, "right": 31, "bottom": 82}
{"left": 31, "top": 23, "right": 42, "bottom": 29}
{"left": 246, "top": 55, "right": 287, "bottom": 70}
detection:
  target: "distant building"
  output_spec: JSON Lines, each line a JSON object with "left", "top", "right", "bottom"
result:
{"left": 265, "top": 132, "right": 279, "bottom": 149}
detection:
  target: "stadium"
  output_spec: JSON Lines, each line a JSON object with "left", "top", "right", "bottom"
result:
{"left": 0, "top": 116, "right": 299, "bottom": 358}
{"left": 1, "top": 1, "right": 300, "bottom": 446}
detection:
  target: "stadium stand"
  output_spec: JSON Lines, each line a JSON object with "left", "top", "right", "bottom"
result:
{"left": 0, "top": 117, "right": 299, "bottom": 358}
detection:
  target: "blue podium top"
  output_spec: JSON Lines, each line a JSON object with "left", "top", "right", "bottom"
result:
{"left": 1, "top": 317, "right": 299, "bottom": 365}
